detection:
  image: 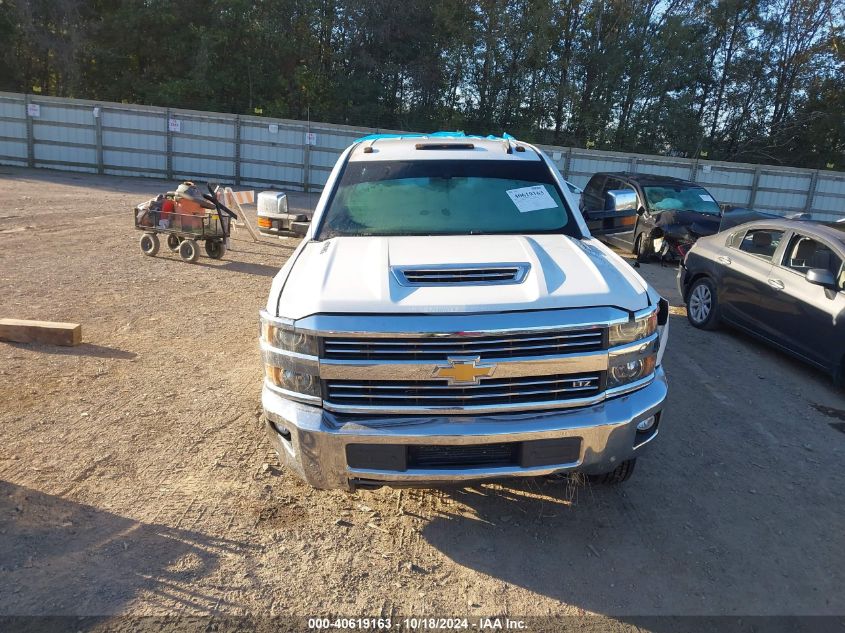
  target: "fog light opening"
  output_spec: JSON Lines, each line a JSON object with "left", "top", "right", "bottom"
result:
{"left": 636, "top": 415, "right": 656, "bottom": 432}
{"left": 268, "top": 418, "right": 292, "bottom": 443}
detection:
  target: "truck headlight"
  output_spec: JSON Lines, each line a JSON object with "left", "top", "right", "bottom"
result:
{"left": 608, "top": 309, "right": 657, "bottom": 346}
{"left": 607, "top": 332, "right": 658, "bottom": 389}
{"left": 260, "top": 321, "right": 320, "bottom": 356}
{"left": 607, "top": 353, "right": 656, "bottom": 388}
{"left": 260, "top": 314, "right": 321, "bottom": 400}
{"left": 265, "top": 365, "right": 321, "bottom": 398}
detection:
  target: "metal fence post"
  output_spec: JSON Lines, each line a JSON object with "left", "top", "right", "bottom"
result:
{"left": 748, "top": 166, "right": 762, "bottom": 208}
{"left": 689, "top": 159, "right": 699, "bottom": 182}
{"left": 562, "top": 148, "right": 572, "bottom": 180}
{"left": 234, "top": 114, "right": 241, "bottom": 186}
{"left": 629, "top": 156, "right": 638, "bottom": 173}
{"left": 303, "top": 126, "right": 311, "bottom": 193}
{"left": 803, "top": 170, "right": 819, "bottom": 214}
{"left": 24, "top": 94, "right": 34, "bottom": 168}
{"left": 94, "top": 104, "right": 104, "bottom": 174}
{"left": 165, "top": 108, "right": 173, "bottom": 180}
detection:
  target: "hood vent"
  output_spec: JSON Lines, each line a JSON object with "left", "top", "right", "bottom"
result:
{"left": 392, "top": 263, "right": 530, "bottom": 286}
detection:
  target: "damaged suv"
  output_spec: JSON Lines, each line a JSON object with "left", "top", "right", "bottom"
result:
{"left": 259, "top": 133, "right": 669, "bottom": 490}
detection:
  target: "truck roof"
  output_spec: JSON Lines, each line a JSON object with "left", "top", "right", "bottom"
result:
{"left": 348, "top": 135, "right": 542, "bottom": 162}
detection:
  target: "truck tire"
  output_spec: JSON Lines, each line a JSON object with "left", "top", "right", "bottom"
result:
{"left": 587, "top": 458, "right": 636, "bottom": 485}
{"left": 178, "top": 239, "right": 200, "bottom": 263}
{"left": 635, "top": 233, "right": 651, "bottom": 263}
{"left": 166, "top": 234, "right": 181, "bottom": 251}
{"left": 686, "top": 277, "right": 720, "bottom": 330}
{"left": 140, "top": 233, "right": 159, "bottom": 256}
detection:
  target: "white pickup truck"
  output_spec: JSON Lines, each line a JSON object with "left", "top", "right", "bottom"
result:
{"left": 259, "top": 134, "right": 668, "bottom": 490}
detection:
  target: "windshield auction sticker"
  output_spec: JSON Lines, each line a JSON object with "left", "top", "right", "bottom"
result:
{"left": 506, "top": 185, "right": 558, "bottom": 212}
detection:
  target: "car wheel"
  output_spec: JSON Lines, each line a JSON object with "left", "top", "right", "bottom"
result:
{"left": 687, "top": 277, "right": 720, "bottom": 330}
{"left": 587, "top": 458, "right": 636, "bottom": 485}
{"left": 635, "top": 233, "right": 651, "bottom": 263}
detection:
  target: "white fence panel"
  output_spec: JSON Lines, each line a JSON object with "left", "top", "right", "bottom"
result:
{"left": 0, "top": 91, "right": 842, "bottom": 219}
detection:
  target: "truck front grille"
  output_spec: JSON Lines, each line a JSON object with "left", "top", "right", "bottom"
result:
{"left": 324, "top": 372, "right": 602, "bottom": 409}
{"left": 323, "top": 328, "right": 604, "bottom": 361}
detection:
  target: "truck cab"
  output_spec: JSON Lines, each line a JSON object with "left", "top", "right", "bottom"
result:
{"left": 259, "top": 134, "right": 669, "bottom": 490}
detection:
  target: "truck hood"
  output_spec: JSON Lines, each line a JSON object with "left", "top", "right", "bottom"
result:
{"left": 272, "top": 234, "right": 650, "bottom": 319}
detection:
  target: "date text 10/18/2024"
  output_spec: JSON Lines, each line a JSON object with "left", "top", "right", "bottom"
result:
{"left": 307, "top": 618, "right": 528, "bottom": 630}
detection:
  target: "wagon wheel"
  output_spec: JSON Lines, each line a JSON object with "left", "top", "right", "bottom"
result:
{"left": 166, "top": 234, "right": 181, "bottom": 252}
{"left": 139, "top": 233, "right": 160, "bottom": 257}
{"left": 178, "top": 239, "right": 200, "bottom": 263}
{"left": 204, "top": 239, "right": 226, "bottom": 260}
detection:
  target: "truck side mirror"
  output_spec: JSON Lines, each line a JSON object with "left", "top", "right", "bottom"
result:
{"left": 606, "top": 189, "right": 637, "bottom": 213}
{"left": 291, "top": 221, "right": 310, "bottom": 237}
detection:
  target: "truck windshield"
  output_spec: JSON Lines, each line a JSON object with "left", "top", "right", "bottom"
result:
{"left": 316, "top": 159, "right": 578, "bottom": 239}
{"left": 643, "top": 185, "right": 721, "bottom": 215}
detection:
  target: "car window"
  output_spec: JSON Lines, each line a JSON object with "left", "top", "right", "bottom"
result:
{"left": 726, "top": 230, "right": 744, "bottom": 248}
{"left": 782, "top": 235, "right": 843, "bottom": 282}
{"left": 581, "top": 176, "right": 605, "bottom": 211}
{"left": 737, "top": 229, "right": 784, "bottom": 260}
{"left": 643, "top": 185, "right": 721, "bottom": 215}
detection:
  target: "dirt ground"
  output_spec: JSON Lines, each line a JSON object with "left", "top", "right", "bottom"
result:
{"left": 1, "top": 166, "right": 844, "bottom": 626}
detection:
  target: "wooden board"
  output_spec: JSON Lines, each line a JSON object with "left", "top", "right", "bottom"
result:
{"left": 0, "top": 318, "right": 82, "bottom": 346}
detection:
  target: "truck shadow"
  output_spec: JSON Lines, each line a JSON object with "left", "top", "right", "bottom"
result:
{"left": 0, "top": 481, "right": 240, "bottom": 615}
{"left": 418, "top": 438, "right": 844, "bottom": 617}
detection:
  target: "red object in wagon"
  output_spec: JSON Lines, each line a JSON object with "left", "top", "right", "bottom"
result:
{"left": 161, "top": 198, "right": 175, "bottom": 221}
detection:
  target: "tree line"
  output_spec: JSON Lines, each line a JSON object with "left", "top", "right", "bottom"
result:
{"left": 1, "top": 0, "right": 842, "bottom": 169}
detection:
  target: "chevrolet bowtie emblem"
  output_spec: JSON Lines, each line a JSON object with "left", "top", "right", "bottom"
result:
{"left": 433, "top": 357, "right": 495, "bottom": 385}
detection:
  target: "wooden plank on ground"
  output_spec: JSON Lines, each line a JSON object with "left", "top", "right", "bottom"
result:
{"left": 0, "top": 318, "right": 82, "bottom": 346}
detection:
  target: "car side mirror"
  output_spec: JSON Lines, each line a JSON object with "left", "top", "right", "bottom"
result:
{"left": 636, "top": 206, "right": 645, "bottom": 216}
{"left": 806, "top": 268, "right": 836, "bottom": 289}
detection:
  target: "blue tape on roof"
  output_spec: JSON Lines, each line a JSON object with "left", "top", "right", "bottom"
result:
{"left": 354, "top": 131, "right": 515, "bottom": 142}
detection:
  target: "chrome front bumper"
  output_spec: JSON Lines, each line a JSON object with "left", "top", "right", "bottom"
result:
{"left": 262, "top": 366, "right": 667, "bottom": 490}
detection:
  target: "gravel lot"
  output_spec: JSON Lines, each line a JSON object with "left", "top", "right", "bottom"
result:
{"left": 1, "top": 167, "right": 844, "bottom": 625}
